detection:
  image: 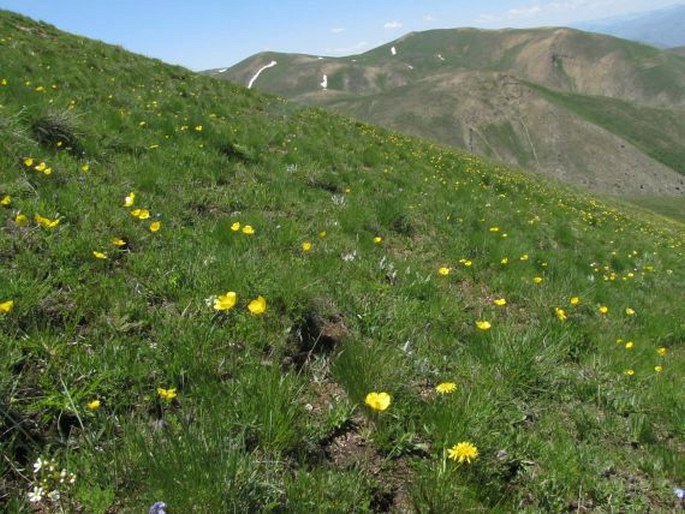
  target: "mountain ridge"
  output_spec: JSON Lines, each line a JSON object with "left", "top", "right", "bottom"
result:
{"left": 209, "top": 27, "right": 685, "bottom": 197}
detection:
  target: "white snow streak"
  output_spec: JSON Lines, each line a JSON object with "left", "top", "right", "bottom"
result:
{"left": 247, "top": 60, "right": 277, "bottom": 89}
{"left": 321, "top": 74, "right": 328, "bottom": 89}
{"left": 391, "top": 46, "right": 397, "bottom": 56}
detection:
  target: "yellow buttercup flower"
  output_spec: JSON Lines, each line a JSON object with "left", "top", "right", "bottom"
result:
{"left": 570, "top": 296, "right": 580, "bottom": 306}
{"left": 500, "top": 257, "right": 509, "bottom": 265}
{"left": 435, "top": 382, "right": 457, "bottom": 394}
{"left": 625, "top": 308, "right": 636, "bottom": 316}
{"left": 623, "top": 369, "right": 634, "bottom": 376}
{"left": 657, "top": 347, "right": 668, "bottom": 356}
{"left": 654, "top": 366, "right": 663, "bottom": 373}
{"left": 447, "top": 441, "right": 478, "bottom": 463}
{"left": 364, "top": 391, "right": 391, "bottom": 411}
{"left": 130, "top": 208, "right": 150, "bottom": 220}
{"left": 23, "top": 157, "right": 34, "bottom": 168}
{"left": 625, "top": 341, "right": 634, "bottom": 349}
{"left": 555, "top": 307, "right": 567, "bottom": 321}
{"left": 111, "top": 237, "right": 126, "bottom": 247}
{"left": 493, "top": 298, "right": 506, "bottom": 306}
{"left": 476, "top": 320, "right": 491, "bottom": 331}
{"left": 0, "top": 300, "right": 15, "bottom": 313}
{"left": 149, "top": 221, "right": 161, "bottom": 232}
{"left": 93, "top": 251, "right": 108, "bottom": 260}
{"left": 247, "top": 296, "right": 267, "bottom": 315}
{"left": 194, "top": 125, "right": 203, "bottom": 132}
{"left": 301, "top": 241, "right": 312, "bottom": 252}
{"left": 242, "top": 225, "right": 255, "bottom": 235}
{"left": 373, "top": 236, "right": 382, "bottom": 244}
{"left": 438, "top": 267, "right": 450, "bottom": 276}
{"left": 0, "top": 195, "right": 11, "bottom": 206}
{"left": 214, "top": 292, "right": 237, "bottom": 311}
{"left": 230, "top": 221, "right": 241, "bottom": 232}
{"left": 14, "top": 214, "right": 29, "bottom": 226}
{"left": 598, "top": 306, "right": 609, "bottom": 315}
{"left": 123, "top": 192, "right": 135, "bottom": 207}
{"left": 86, "top": 399, "right": 101, "bottom": 411}
{"left": 34, "top": 214, "right": 60, "bottom": 228}
{"left": 157, "top": 387, "right": 177, "bottom": 401}
{"left": 532, "top": 276, "right": 543, "bottom": 284}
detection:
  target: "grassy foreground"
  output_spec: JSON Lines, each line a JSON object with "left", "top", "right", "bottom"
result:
{"left": 1, "top": 10, "right": 684, "bottom": 513}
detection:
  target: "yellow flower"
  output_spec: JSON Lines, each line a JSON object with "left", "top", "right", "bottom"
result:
{"left": 123, "top": 192, "right": 135, "bottom": 207}
{"left": 319, "top": 230, "right": 327, "bottom": 238}
{"left": 0, "top": 195, "right": 11, "bottom": 206}
{"left": 149, "top": 221, "right": 161, "bottom": 232}
{"left": 242, "top": 225, "right": 255, "bottom": 235}
{"left": 623, "top": 369, "right": 634, "bottom": 376}
{"left": 34, "top": 214, "right": 60, "bottom": 228}
{"left": 93, "top": 251, "right": 108, "bottom": 260}
{"left": 625, "top": 341, "right": 634, "bottom": 350}
{"left": 532, "top": 276, "right": 543, "bottom": 284}
{"left": 301, "top": 241, "right": 312, "bottom": 252}
{"left": 476, "top": 320, "right": 491, "bottom": 331}
{"left": 447, "top": 441, "right": 478, "bottom": 463}
{"left": 364, "top": 391, "right": 391, "bottom": 411}
{"left": 435, "top": 382, "right": 457, "bottom": 394}
{"left": 157, "top": 387, "right": 177, "bottom": 401}
{"left": 86, "top": 399, "right": 101, "bottom": 411}
{"left": 598, "top": 305, "right": 609, "bottom": 315}
{"left": 247, "top": 296, "right": 267, "bottom": 315}
{"left": 111, "top": 237, "right": 126, "bottom": 247}
{"left": 213, "top": 291, "right": 237, "bottom": 311}
{"left": 14, "top": 214, "right": 29, "bottom": 226}
{"left": 555, "top": 307, "right": 567, "bottom": 321}
{"left": 520, "top": 254, "right": 529, "bottom": 261}
{"left": 24, "top": 158, "right": 34, "bottom": 167}
{"left": 654, "top": 365, "right": 663, "bottom": 373}
{"left": 194, "top": 125, "right": 203, "bottom": 132}
{"left": 500, "top": 257, "right": 509, "bottom": 265}
{"left": 131, "top": 209, "right": 150, "bottom": 220}
{"left": 81, "top": 164, "right": 90, "bottom": 172}
{"left": 657, "top": 347, "right": 668, "bottom": 356}
{"left": 489, "top": 226, "right": 499, "bottom": 232}
{"left": 230, "top": 221, "right": 241, "bottom": 232}
{"left": 0, "top": 300, "right": 14, "bottom": 313}
{"left": 570, "top": 296, "right": 580, "bottom": 306}
{"left": 625, "top": 308, "right": 636, "bottom": 316}
{"left": 438, "top": 267, "right": 450, "bottom": 276}
{"left": 493, "top": 298, "right": 506, "bottom": 306}
{"left": 373, "top": 236, "right": 382, "bottom": 244}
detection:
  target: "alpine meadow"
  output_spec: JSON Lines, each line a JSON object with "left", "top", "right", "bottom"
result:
{"left": 0, "top": 9, "right": 684, "bottom": 513}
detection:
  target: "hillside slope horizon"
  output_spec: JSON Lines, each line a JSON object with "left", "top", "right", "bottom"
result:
{"left": 209, "top": 27, "right": 685, "bottom": 198}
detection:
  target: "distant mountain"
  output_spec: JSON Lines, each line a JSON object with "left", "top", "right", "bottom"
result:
{"left": 574, "top": 4, "right": 685, "bottom": 48}
{"left": 207, "top": 27, "right": 685, "bottom": 197}
{"left": 669, "top": 46, "right": 685, "bottom": 56}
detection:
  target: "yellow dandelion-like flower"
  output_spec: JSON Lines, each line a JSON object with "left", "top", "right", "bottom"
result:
{"left": 24, "top": 157, "right": 34, "bottom": 167}
{"left": 598, "top": 306, "right": 609, "bottom": 315}
{"left": 149, "top": 221, "right": 161, "bottom": 232}
{"left": 438, "top": 267, "right": 450, "bottom": 276}
{"left": 93, "top": 251, "right": 108, "bottom": 260}
{"left": 364, "top": 391, "right": 391, "bottom": 411}
{"left": 555, "top": 307, "right": 567, "bottom": 321}
{"left": 623, "top": 369, "right": 634, "bottom": 376}
{"left": 81, "top": 164, "right": 90, "bottom": 172}
{"left": 654, "top": 366, "right": 663, "bottom": 373}
{"left": 476, "top": 320, "right": 491, "bottom": 331}
{"left": 657, "top": 347, "right": 668, "bottom": 356}
{"left": 532, "top": 276, "right": 543, "bottom": 284}
{"left": 447, "top": 441, "right": 478, "bottom": 463}
{"left": 489, "top": 226, "right": 500, "bottom": 232}
{"left": 0, "top": 195, "right": 11, "bottom": 206}
{"left": 625, "top": 308, "right": 636, "bottom": 316}
{"left": 194, "top": 125, "right": 203, "bottom": 132}
{"left": 111, "top": 237, "right": 126, "bottom": 247}
{"left": 520, "top": 254, "right": 529, "bottom": 261}
{"left": 230, "top": 221, "right": 241, "bottom": 232}
{"left": 34, "top": 214, "right": 60, "bottom": 228}
{"left": 0, "top": 300, "right": 15, "bottom": 313}
{"left": 157, "top": 387, "right": 177, "bottom": 401}
{"left": 319, "top": 230, "right": 327, "bottom": 238}
{"left": 500, "top": 257, "right": 509, "bottom": 265}
{"left": 493, "top": 298, "right": 506, "bottom": 306}
{"left": 242, "top": 225, "right": 255, "bottom": 235}
{"left": 213, "top": 292, "right": 237, "bottom": 311}
{"left": 247, "top": 296, "right": 267, "bottom": 315}
{"left": 123, "top": 192, "right": 135, "bottom": 207}
{"left": 570, "top": 296, "right": 580, "bottom": 306}
{"left": 373, "top": 236, "right": 382, "bottom": 244}
{"left": 625, "top": 341, "right": 634, "bottom": 350}
{"left": 86, "top": 399, "right": 101, "bottom": 411}
{"left": 435, "top": 382, "right": 457, "bottom": 394}
{"left": 14, "top": 214, "right": 29, "bottom": 226}
{"left": 301, "top": 241, "right": 312, "bottom": 252}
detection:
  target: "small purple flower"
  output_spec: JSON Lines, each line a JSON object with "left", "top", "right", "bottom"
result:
{"left": 149, "top": 501, "right": 167, "bottom": 514}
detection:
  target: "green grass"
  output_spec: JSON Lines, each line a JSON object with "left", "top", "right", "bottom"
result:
{"left": 1, "top": 10, "right": 684, "bottom": 513}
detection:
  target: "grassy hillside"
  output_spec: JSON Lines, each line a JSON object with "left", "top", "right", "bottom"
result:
{"left": 211, "top": 28, "right": 685, "bottom": 199}
{"left": 1, "top": 10, "right": 684, "bottom": 513}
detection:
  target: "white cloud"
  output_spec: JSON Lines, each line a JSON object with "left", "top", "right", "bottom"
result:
{"left": 384, "top": 21, "right": 403, "bottom": 29}
{"left": 508, "top": 5, "right": 543, "bottom": 17}
{"left": 331, "top": 27, "right": 345, "bottom": 34}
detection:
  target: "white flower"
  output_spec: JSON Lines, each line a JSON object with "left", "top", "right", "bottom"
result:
{"left": 28, "top": 485, "right": 44, "bottom": 503}
{"left": 33, "top": 457, "right": 44, "bottom": 473}
{"left": 48, "top": 489, "right": 61, "bottom": 502}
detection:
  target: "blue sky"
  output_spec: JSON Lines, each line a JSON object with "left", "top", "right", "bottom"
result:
{"left": 1, "top": 0, "right": 682, "bottom": 70}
